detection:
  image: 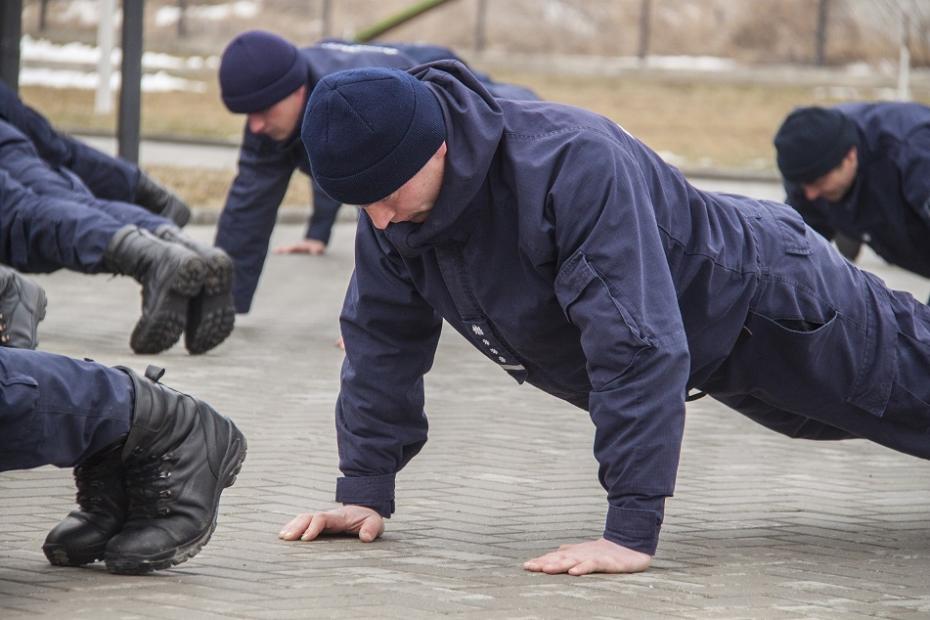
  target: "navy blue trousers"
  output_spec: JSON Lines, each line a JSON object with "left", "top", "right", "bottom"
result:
{"left": 0, "top": 349, "right": 132, "bottom": 472}
{"left": 704, "top": 210, "right": 930, "bottom": 459}
{"left": 0, "top": 171, "right": 168, "bottom": 275}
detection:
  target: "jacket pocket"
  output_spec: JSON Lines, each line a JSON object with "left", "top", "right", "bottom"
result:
{"left": 735, "top": 309, "right": 892, "bottom": 418}
{"left": 555, "top": 252, "right": 652, "bottom": 389}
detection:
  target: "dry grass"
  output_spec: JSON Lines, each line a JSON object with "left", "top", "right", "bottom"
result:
{"left": 20, "top": 72, "right": 930, "bottom": 209}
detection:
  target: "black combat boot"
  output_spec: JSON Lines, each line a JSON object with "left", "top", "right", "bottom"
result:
{"left": 156, "top": 226, "right": 236, "bottom": 354}
{"left": 42, "top": 440, "right": 127, "bottom": 566}
{"left": 104, "top": 366, "right": 247, "bottom": 575}
{"left": 0, "top": 265, "right": 47, "bottom": 349}
{"left": 104, "top": 225, "right": 207, "bottom": 354}
{"left": 134, "top": 171, "right": 191, "bottom": 227}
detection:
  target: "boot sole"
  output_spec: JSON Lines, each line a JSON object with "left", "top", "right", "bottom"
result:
{"left": 130, "top": 257, "right": 205, "bottom": 354}
{"left": 104, "top": 428, "right": 247, "bottom": 575}
{"left": 42, "top": 541, "right": 106, "bottom": 567}
{"left": 185, "top": 255, "right": 234, "bottom": 355}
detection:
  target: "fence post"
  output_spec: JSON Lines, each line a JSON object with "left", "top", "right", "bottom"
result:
{"left": 0, "top": 0, "right": 22, "bottom": 92}
{"left": 815, "top": 0, "right": 829, "bottom": 65}
{"left": 898, "top": 8, "right": 911, "bottom": 101}
{"left": 118, "top": 0, "right": 144, "bottom": 163}
{"left": 39, "top": 0, "right": 49, "bottom": 31}
{"left": 474, "top": 0, "right": 488, "bottom": 53}
{"left": 321, "top": 0, "right": 332, "bottom": 37}
{"left": 638, "top": 0, "right": 652, "bottom": 61}
{"left": 177, "top": 0, "right": 187, "bottom": 38}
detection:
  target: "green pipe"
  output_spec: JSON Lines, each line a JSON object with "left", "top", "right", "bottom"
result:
{"left": 353, "top": 0, "right": 457, "bottom": 43}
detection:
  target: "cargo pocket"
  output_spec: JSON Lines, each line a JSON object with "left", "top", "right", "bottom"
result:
{"left": 555, "top": 252, "right": 652, "bottom": 390}
{"left": 736, "top": 309, "right": 891, "bottom": 417}
{"left": 0, "top": 372, "right": 41, "bottom": 449}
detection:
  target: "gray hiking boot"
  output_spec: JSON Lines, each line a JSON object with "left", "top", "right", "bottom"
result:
{"left": 104, "top": 225, "right": 206, "bottom": 354}
{"left": 0, "top": 265, "right": 47, "bottom": 349}
{"left": 156, "top": 226, "right": 235, "bottom": 354}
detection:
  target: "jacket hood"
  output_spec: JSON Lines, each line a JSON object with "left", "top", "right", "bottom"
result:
{"left": 383, "top": 60, "right": 505, "bottom": 256}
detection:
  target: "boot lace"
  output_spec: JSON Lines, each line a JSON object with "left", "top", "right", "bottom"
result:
{"left": 73, "top": 456, "right": 122, "bottom": 512}
{"left": 125, "top": 449, "right": 180, "bottom": 519}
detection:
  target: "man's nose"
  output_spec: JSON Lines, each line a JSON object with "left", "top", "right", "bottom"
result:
{"left": 364, "top": 203, "right": 394, "bottom": 229}
{"left": 803, "top": 184, "right": 821, "bottom": 201}
{"left": 247, "top": 114, "right": 265, "bottom": 134}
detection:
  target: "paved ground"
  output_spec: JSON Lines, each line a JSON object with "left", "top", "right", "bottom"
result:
{"left": 2, "top": 220, "right": 930, "bottom": 620}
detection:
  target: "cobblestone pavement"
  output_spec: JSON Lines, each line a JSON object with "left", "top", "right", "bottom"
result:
{"left": 2, "top": 222, "right": 930, "bottom": 620}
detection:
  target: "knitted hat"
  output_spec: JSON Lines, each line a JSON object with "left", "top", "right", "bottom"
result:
{"left": 302, "top": 67, "right": 446, "bottom": 206}
{"left": 219, "top": 30, "right": 307, "bottom": 113}
{"left": 774, "top": 107, "right": 859, "bottom": 184}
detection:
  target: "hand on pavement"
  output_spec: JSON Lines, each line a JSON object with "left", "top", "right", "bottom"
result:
{"left": 273, "top": 239, "right": 327, "bottom": 255}
{"left": 279, "top": 505, "right": 384, "bottom": 543}
{"left": 523, "top": 538, "right": 652, "bottom": 575}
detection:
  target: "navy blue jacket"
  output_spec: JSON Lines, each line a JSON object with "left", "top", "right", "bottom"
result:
{"left": 334, "top": 62, "right": 901, "bottom": 555}
{"left": 786, "top": 102, "right": 930, "bottom": 278}
{"left": 0, "top": 80, "right": 140, "bottom": 202}
{"left": 215, "top": 41, "right": 538, "bottom": 313}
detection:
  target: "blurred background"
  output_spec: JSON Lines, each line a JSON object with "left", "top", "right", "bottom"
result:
{"left": 14, "top": 0, "right": 930, "bottom": 211}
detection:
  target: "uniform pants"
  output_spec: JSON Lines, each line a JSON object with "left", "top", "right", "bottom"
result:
{"left": 0, "top": 348, "right": 132, "bottom": 472}
{"left": 703, "top": 204, "right": 930, "bottom": 459}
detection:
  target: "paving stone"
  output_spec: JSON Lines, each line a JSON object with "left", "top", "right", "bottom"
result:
{"left": 2, "top": 223, "right": 930, "bottom": 618}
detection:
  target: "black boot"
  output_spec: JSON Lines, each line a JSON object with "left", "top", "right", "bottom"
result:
{"left": 156, "top": 226, "right": 236, "bottom": 354}
{"left": 0, "top": 265, "right": 47, "bottom": 349}
{"left": 43, "top": 440, "right": 127, "bottom": 566}
{"left": 104, "top": 366, "right": 247, "bottom": 575}
{"left": 134, "top": 171, "right": 191, "bottom": 227}
{"left": 105, "top": 225, "right": 207, "bottom": 354}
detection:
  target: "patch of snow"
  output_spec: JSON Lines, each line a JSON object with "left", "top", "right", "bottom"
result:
{"left": 645, "top": 55, "right": 738, "bottom": 72}
{"left": 22, "top": 36, "right": 219, "bottom": 73}
{"left": 22, "top": 35, "right": 104, "bottom": 64}
{"left": 20, "top": 67, "right": 206, "bottom": 93}
{"left": 542, "top": 1, "right": 596, "bottom": 37}
{"left": 155, "top": 0, "right": 260, "bottom": 27}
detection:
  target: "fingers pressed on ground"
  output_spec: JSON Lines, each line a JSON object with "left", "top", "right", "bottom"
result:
{"left": 279, "top": 513, "right": 313, "bottom": 540}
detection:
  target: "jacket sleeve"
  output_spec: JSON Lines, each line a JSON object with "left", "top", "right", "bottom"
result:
{"left": 784, "top": 182, "right": 835, "bottom": 241}
{"left": 215, "top": 127, "right": 295, "bottom": 313}
{"left": 549, "top": 135, "right": 690, "bottom": 555}
{"left": 900, "top": 126, "right": 930, "bottom": 231}
{"left": 334, "top": 214, "right": 443, "bottom": 516}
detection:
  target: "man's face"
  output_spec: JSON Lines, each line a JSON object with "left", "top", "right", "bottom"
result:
{"left": 801, "top": 147, "right": 859, "bottom": 203}
{"left": 362, "top": 143, "right": 447, "bottom": 230}
{"left": 246, "top": 85, "right": 307, "bottom": 141}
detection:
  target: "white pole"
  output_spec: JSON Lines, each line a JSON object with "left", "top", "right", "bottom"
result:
{"left": 897, "top": 8, "right": 911, "bottom": 101}
{"left": 95, "top": 0, "right": 115, "bottom": 114}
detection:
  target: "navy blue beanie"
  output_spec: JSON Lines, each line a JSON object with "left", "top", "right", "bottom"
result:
{"left": 774, "top": 107, "right": 859, "bottom": 184}
{"left": 302, "top": 68, "right": 446, "bottom": 206}
{"left": 219, "top": 30, "right": 307, "bottom": 113}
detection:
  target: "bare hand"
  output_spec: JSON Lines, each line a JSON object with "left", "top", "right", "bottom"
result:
{"left": 279, "top": 505, "right": 384, "bottom": 543}
{"left": 523, "top": 538, "right": 652, "bottom": 575}
{"left": 273, "top": 239, "right": 327, "bottom": 255}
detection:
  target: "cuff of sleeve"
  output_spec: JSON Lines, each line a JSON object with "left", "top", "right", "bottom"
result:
{"left": 335, "top": 474, "right": 396, "bottom": 518}
{"left": 603, "top": 505, "right": 662, "bottom": 555}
